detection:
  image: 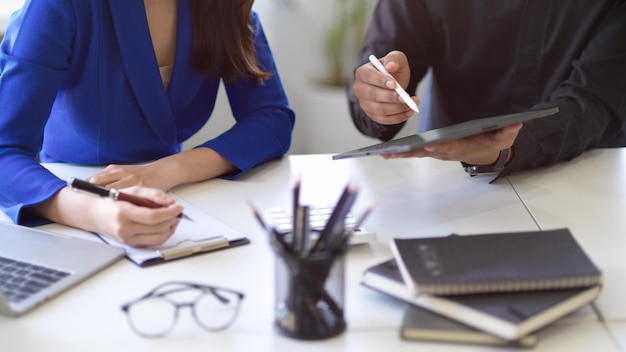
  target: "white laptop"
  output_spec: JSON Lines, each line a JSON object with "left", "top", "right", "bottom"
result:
{"left": 0, "top": 222, "right": 125, "bottom": 317}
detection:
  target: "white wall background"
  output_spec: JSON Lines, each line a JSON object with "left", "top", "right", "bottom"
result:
{"left": 185, "top": 0, "right": 424, "bottom": 154}
{"left": 0, "top": 0, "right": 23, "bottom": 32}
{"left": 1, "top": 0, "right": 424, "bottom": 155}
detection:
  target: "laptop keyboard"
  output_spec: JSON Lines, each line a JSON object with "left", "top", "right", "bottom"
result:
{"left": 0, "top": 256, "right": 72, "bottom": 303}
{"left": 263, "top": 205, "right": 376, "bottom": 245}
{"left": 264, "top": 205, "right": 362, "bottom": 233}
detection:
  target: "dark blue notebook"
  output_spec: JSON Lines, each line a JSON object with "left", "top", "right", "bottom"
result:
{"left": 391, "top": 228, "right": 602, "bottom": 296}
{"left": 362, "top": 258, "right": 601, "bottom": 341}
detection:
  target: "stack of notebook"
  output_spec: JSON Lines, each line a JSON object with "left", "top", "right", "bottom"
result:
{"left": 361, "top": 228, "right": 603, "bottom": 347}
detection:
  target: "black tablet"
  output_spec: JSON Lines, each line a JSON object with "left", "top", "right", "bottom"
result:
{"left": 332, "top": 107, "right": 558, "bottom": 160}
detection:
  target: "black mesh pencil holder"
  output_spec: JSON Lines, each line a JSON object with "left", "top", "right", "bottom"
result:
{"left": 273, "top": 245, "right": 347, "bottom": 340}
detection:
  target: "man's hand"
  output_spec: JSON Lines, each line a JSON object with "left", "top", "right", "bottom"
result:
{"left": 382, "top": 123, "right": 522, "bottom": 165}
{"left": 352, "top": 50, "right": 419, "bottom": 125}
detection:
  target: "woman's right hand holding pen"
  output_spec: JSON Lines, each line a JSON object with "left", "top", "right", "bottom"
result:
{"left": 88, "top": 186, "right": 184, "bottom": 247}
{"left": 33, "top": 186, "right": 183, "bottom": 248}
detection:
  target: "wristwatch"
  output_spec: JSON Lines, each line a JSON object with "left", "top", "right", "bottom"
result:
{"left": 462, "top": 148, "right": 510, "bottom": 177}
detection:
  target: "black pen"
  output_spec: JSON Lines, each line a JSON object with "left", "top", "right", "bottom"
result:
{"left": 66, "top": 177, "right": 193, "bottom": 221}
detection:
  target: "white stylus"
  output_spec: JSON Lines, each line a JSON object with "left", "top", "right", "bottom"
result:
{"left": 368, "top": 54, "right": 419, "bottom": 113}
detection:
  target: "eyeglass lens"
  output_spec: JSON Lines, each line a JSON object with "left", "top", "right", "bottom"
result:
{"left": 193, "top": 289, "right": 241, "bottom": 330}
{"left": 126, "top": 296, "right": 178, "bottom": 337}
{"left": 124, "top": 286, "right": 242, "bottom": 338}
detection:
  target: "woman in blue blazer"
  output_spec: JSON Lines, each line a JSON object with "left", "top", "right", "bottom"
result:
{"left": 0, "top": 0, "right": 295, "bottom": 247}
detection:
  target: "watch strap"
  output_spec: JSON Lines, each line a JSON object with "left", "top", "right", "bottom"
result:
{"left": 462, "top": 148, "right": 510, "bottom": 176}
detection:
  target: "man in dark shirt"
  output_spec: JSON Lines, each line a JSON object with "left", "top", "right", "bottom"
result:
{"left": 348, "top": 0, "right": 626, "bottom": 178}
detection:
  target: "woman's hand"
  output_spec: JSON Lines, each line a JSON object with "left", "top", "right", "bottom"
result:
{"left": 87, "top": 163, "right": 174, "bottom": 192}
{"left": 87, "top": 148, "right": 239, "bottom": 192}
{"left": 88, "top": 186, "right": 183, "bottom": 247}
{"left": 33, "top": 186, "right": 184, "bottom": 248}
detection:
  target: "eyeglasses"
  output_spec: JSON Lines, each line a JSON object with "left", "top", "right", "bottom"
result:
{"left": 120, "top": 281, "right": 245, "bottom": 338}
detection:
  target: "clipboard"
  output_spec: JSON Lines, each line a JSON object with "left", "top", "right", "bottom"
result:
{"left": 97, "top": 196, "right": 250, "bottom": 267}
{"left": 40, "top": 163, "right": 250, "bottom": 267}
{"left": 134, "top": 237, "right": 251, "bottom": 267}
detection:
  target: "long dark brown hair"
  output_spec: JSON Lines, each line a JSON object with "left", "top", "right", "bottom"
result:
{"left": 189, "top": 0, "right": 270, "bottom": 84}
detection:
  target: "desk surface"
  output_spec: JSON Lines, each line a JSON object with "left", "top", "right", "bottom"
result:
{"left": 508, "top": 148, "right": 626, "bottom": 350}
{"left": 0, "top": 152, "right": 623, "bottom": 351}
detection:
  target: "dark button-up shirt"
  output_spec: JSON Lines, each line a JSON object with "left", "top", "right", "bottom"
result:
{"left": 348, "top": 0, "right": 626, "bottom": 176}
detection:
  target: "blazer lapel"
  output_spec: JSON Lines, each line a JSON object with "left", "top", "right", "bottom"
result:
{"left": 107, "top": 0, "right": 176, "bottom": 146}
{"left": 167, "top": 0, "right": 204, "bottom": 116}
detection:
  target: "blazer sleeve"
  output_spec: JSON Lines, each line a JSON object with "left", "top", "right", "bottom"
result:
{"left": 197, "top": 12, "right": 295, "bottom": 179}
{"left": 0, "top": 0, "right": 75, "bottom": 224}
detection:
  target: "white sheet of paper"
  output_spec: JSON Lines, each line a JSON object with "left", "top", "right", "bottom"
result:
{"left": 99, "top": 195, "right": 246, "bottom": 265}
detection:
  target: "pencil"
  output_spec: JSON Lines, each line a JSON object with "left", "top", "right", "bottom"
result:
{"left": 248, "top": 201, "right": 292, "bottom": 253}
{"left": 291, "top": 176, "right": 301, "bottom": 251}
{"left": 329, "top": 200, "right": 377, "bottom": 252}
{"left": 311, "top": 182, "right": 358, "bottom": 253}
{"left": 353, "top": 200, "right": 377, "bottom": 231}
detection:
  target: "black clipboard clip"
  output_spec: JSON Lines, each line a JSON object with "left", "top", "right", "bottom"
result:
{"left": 156, "top": 236, "right": 229, "bottom": 261}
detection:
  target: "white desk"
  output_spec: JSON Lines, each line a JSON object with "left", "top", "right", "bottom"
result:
{"left": 508, "top": 148, "right": 626, "bottom": 350}
{"left": 0, "top": 154, "right": 619, "bottom": 351}
{"left": 0, "top": 0, "right": 23, "bottom": 34}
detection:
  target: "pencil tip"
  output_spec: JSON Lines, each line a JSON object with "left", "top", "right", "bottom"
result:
{"left": 247, "top": 200, "right": 259, "bottom": 212}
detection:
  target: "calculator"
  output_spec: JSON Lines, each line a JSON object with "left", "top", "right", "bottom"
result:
{"left": 263, "top": 205, "right": 376, "bottom": 245}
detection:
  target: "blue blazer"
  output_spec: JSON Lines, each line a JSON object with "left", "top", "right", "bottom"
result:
{"left": 0, "top": 0, "right": 295, "bottom": 224}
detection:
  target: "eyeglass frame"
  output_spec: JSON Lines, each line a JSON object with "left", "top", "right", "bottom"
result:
{"left": 120, "top": 281, "right": 245, "bottom": 338}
